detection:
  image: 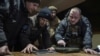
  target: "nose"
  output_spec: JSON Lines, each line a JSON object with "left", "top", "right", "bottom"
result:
{"left": 52, "top": 13, "right": 56, "bottom": 15}
{"left": 71, "top": 18, "right": 76, "bottom": 21}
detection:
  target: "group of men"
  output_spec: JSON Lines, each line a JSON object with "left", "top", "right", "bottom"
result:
{"left": 0, "top": 0, "right": 98, "bottom": 55}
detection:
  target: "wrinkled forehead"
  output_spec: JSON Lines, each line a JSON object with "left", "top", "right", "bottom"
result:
{"left": 69, "top": 9, "right": 80, "bottom": 16}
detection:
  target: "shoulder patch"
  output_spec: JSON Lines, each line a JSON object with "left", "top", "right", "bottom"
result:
{"left": 22, "top": 24, "right": 28, "bottom": 30}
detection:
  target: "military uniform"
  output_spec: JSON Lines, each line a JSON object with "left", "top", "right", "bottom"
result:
{"left": 55, "top": 15, "right": 92, "bottom": 49}
{"left": 48, "top": 6, "right": 60, "bottom": 45}
{"left": 20, "top": 7, "right": 52, "bottom": 49}
{"left": 49, "top": 17, "right": 60, "bottom": 37}
{"left": 0, "top": 0, "right": 27, "bottom": 51}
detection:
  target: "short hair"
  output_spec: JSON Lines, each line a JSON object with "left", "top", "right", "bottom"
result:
{"left": 70, "top": 7, "right": 82, "bottom": 15}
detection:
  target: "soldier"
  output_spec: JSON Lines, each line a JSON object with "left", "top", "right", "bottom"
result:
{"left": 0, "top": 0, "right": 19, "bottom": 55}
{"left": 20, "top": 7, "right": 54, "bottom": 54}
{"left": 0, "top": 17, "right": 11, "bottom": 55}
{"left": 55, "top": 7, "right": 98, "bottom": 54}
{"left": 48, "top": 6, "right": 60, "bottom": 45}
{"left": 0, "top": 0, "right": 40, "bottom": 52}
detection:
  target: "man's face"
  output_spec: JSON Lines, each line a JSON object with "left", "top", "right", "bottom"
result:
{"left": 51, "top": 10, "right": 56, "bottom": 18}
{"left": 68, "top": 9, "right": 81, "bottom": 25}
{"left": 26, "top": 1, "right": 39, "bottom": 15}
{"left": 39, "top": 17, "right": 48, "bottom": 27}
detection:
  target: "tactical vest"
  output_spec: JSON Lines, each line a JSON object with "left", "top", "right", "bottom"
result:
{"left": 64, "top": 19, "right": 86, "bottom": 48}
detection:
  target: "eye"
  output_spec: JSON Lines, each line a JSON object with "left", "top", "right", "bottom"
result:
{"left": 70, "top": 16, "right": 73, "bottom": 19}
{"left": 74, "top": 16, "right": 80, "bottom": 19}
{"left": 33, "top": 3, "right": 39, "bottom": 7}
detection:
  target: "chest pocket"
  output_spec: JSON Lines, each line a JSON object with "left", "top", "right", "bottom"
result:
{"left": 65, "top": 25, "right": 83, "bottom": 48}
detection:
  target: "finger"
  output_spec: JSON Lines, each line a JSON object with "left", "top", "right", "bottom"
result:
{"left": 21, "top": 50, "right": 25, "bottom": 53}
{"left": 5, "top": 47, "right": 11, "bottom": 55}
{"left": 48, "top": 47, "right": 55, "bottom": 51}
{"left": 60, "top": 42, "right": 66, "bottom": 46}
{"left": 49, "top": 48, "right": 53, "bottom": 51}
{"left": 47, "top": 48, "right": 50, "bottom": 51}
{"left": 89, "top": 50, "right": 95, "bottom": 54}
{"left": 23, "top": 49, "right": 27, "bottom": 53}
{"left": 84, "top": 50, "right": 88, "bottom": 53}
{"left": 52, "top": 47, "right": 55, "bottom": 51}
{"left": 63, "top": 43, "right": 66, "bottom": 47}
{"left": 21, "top": 48, "right": 26, "bottom": 53}
{"left": 0, "top": 49, "right": 7, "bottom": 55}
{"left": 27, "top": 47, "right": 31, "bottom": 54}
{"left": 89, "top": 50, "right": 93, "bottom": 54}
{"left": 6, "top": 49, "right": 12, "bottom": 55}
{"left": 33, "top": 46, "right": 38, "bottom": 50}
{"left": 92, "top": 50, "right": 98, "bottom": 54}
{"left": 30, "top": 46, "right": 33, "bottom": 53}
{"left": 46, "top": 48, "right": 48, "bottom": 50}
{"left": 21, "top": 49, "right": 24, "bottom": 53}
{"left": 0, "top": 52, "right": 5, "bottom": 56}
{"left": 21, "top": 50, "right": 24, "bottom": 53}
{"left": 87, "top": 50, "right": 93, "bottom": 54}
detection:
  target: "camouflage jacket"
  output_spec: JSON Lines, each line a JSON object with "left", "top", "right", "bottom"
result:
{"left": 55, "top": 15, "right": 92, "bottom": 49}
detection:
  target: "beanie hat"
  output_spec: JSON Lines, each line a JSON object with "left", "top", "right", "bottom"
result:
{"left": 37, "top": 7, "right": 52, "bottom": 20}
{"left": 48, "top": 6, "right": 57, "bottom": 11}
{"left": 25, "top": 0, "right": 40, "bottom": 4}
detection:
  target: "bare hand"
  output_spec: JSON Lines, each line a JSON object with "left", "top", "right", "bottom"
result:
{"left": 21, "top": 44, "right": 38, "bottom": 53}
{"left": 83, "top": 48, "right": 98, "bottom": 54}
{"left": 57, "top": 40, "right": 66, "bottom": 47}
{"left": 0, "top": 45, "right": 11, "bottom": 55}
{"left": 47, "top": 47, "right": 55, "bottom": 51}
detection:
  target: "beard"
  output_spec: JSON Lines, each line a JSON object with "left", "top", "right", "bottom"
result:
{"left": 51, "top": 16, "right": 56, "bottom": 21}
{"left": 29, "top": 10, "right": 38, "bottom": 16}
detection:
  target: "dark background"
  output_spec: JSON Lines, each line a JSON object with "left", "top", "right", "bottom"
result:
{"left": 57, "top": 0, "right": 100, "bottom": 33}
